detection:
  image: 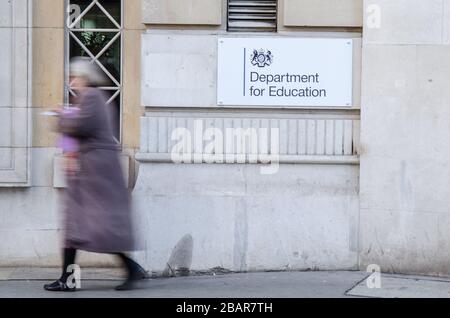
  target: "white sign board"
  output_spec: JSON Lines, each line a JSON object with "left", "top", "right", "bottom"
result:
{"left": 217, "top": 37, "right": 353, "bottom": 107}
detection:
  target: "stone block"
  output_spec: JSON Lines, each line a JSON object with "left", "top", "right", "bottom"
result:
{"left": 142, "top": 0, "right": 222, "bottom": 25}
{"left": 284, "top": 0, "right": 363, "bottom": 27}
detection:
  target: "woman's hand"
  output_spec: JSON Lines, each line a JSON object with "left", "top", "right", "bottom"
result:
{"left": 63, "top": 152, "right": 80, "bottom": 176}
{"left": 52, "top": 107, "right": 64, "bottom": 115}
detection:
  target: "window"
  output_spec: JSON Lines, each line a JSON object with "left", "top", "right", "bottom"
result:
{"left": 227, "top": 0, "right": 277, "bottom": 32}
{"left": 65, "top": 0, "right": 123, "bottom": 141}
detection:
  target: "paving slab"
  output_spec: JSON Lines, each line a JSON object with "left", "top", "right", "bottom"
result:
{"left": 0, "top": 268, "right": 15, "bottom": 281}
{"left": 347, "top": 274, "right": 450, "bottom": 298}
{"left": 0, "top": 270, "right": 369, "bottom": 298}
{"left": 6, "top": 267, "right": 124, "bottom": 281}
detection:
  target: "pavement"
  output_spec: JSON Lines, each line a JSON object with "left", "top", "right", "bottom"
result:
{"left": 1, "top": 268, "right": 450, "bottom": 298}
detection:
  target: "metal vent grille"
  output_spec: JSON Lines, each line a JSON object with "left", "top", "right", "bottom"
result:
{"left": 228, "top": 0, "right": 277, "bottom": 32}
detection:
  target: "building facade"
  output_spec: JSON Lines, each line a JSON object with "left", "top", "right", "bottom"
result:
{"left": 0, "top": 0, "right": 449, "bottom": 276}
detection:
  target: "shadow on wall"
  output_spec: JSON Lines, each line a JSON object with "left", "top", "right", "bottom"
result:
{"left": 163, "top": 234, "right": 193, "bottom": 277}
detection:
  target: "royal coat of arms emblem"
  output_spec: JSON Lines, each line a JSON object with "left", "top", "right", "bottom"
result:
{"left": 251, "top": 49, "right": 273, "bottom": 67}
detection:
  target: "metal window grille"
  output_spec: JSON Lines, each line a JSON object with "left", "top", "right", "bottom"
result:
{"left": 64, "top": 0, "right": 123, "bottom": 142}
{"left": 228, "top": 0, "right": 277, "bottom": 32}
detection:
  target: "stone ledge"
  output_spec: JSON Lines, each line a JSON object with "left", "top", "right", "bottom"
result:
{"left": 135, "top": 153, "right": 360, "bottom": 165}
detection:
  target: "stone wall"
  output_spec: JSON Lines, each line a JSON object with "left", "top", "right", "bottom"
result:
{"left": 133, "top": 0, "right": 363, "bottom": 272}
{"left": 359, "top": 0, "right": 450, "bottom": 275}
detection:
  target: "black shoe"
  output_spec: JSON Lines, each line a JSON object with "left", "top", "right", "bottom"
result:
{"left": 43, "top": 279, "right": 76, "bottom": 292}
{"left": 114, "top": 270, "right": 149, "bottom": 291}
{"left": 115, "top": 263, "right": 149, "bottom": 291}
{"left": 132, "top": 264, "right": 150, "bottom": 280}
{"left": 115, "top": 279, "right": 138, "bottom": 291}
{"left": 125, "top": 259, "right": 150, "bottom": 280}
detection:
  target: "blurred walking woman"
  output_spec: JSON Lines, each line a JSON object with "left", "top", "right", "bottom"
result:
{"left": 44, "top": 57, "right": 146, "bottom": 291}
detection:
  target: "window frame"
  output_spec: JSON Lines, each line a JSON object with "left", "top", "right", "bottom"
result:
{"left": 63, "top": 0, "right": 124, "bottom": 143}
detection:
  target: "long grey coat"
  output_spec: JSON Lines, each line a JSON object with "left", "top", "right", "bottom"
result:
{"left": 58, "top": 88, "right": 134, "bottom": 253}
